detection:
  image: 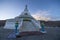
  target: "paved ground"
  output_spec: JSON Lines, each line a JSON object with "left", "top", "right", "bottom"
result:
{"left": 0, "top": 27, "right": 60, "bottom": 40}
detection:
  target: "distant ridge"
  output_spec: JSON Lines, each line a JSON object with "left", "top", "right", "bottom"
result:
{"left": 0, "top": 20, "right": 6, "bottom": 27}
{"left": 0, "top": 20, "right": 60, "bottom": 27}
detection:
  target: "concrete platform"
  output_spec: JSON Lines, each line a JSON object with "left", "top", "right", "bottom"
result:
{"left": 16, "top": 31, "right": 45, "bottom": 38}
{"left": 0, "top": 27, "right": 60, "bottom": 40}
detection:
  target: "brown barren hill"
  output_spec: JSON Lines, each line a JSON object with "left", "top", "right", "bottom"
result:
{"left": 40, "top": 20, "right": 60, "bottom": 27}
{"left": 0, "top": 20, "right": 60, "bottom": 27}
{"left": 0, "top": 20, "right": 6, "bottom": 27}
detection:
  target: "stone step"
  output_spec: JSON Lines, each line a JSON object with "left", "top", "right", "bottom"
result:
{"left": 20, "top": 21, "right": 38, "bottom": 32}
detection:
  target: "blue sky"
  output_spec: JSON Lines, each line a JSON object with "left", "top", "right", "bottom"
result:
{"left": 0, "top": 0, "right": 60, "bottom": 21}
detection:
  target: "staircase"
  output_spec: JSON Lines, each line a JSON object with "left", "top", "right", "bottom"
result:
{"left": 20, "top": 21, "right": 39, "bottom": 32}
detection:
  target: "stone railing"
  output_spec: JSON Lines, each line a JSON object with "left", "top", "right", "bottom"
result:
{"left": 18, "top": 18, "right": 23, "bottom": 29}
{"left": 31, "top": 20, "right": 41, "bottom": 29}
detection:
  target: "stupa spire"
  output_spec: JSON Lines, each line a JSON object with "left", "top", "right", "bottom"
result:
{"left": 24, "top": 5, "right": 28, "bottom": 12}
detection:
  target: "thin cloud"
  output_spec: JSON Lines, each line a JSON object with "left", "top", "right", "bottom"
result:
{"left": 32, "top": 10, "right": 51, "bottom": 21}
{"left": 32, "top": 10, "right": 60, "bottom": 21}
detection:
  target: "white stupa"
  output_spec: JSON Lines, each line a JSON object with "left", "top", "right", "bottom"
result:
{"left": 4, "top": 5, "right": 41, "bottom": 32}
